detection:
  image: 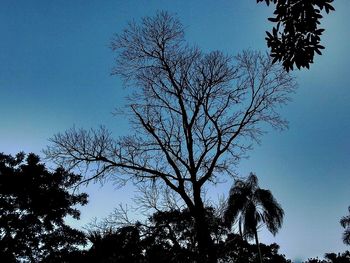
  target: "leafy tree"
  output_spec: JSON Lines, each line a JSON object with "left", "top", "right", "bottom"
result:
{"left": 145, "top": 208, "right": 289, "bottom": 263}
{"left": 341, "top": 207, "right": 350, "bottom": 246}
{"left": 220, "top": 233, "right": 290, "bottom": 263}
{"left": 303, "top": 251, "right": 350, "bottom": 263}
{"left": 324, "top": 251, "right": 350, "bottom": 263}
{"left": 85, "top": 207, "right": 225, "bottom": 263}
{"left": 86, "top": 226, "right": 144, "bottom": 263}
{"left": 85, "top": 207, "right": 290, "bottom": 263}
{"left": 144, "top": 209, "right": 199, "bottom": 262}
{"left": 223, "top": 173, "right": 284, "bottom": 263}
{"left": 303, "top": 258, "right": 327, "bottom": 263}
{"left": 144, "top": 207, "right": 227, "bottom": 262}
{"left": 0, "top": 152, "right": 88, "bottom": 262}
{"left": 257, "top": 0, "right": 335, "bottom": 71}
{"left": 45, "top": 11, "right": 296, "bottom": 263}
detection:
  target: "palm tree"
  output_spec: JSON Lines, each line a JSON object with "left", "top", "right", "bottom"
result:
{"left": 223, "top": 173, "right": 284, "bottom": 263}
{"left": 340, "top": 206, "right": 350, "bottom": 245}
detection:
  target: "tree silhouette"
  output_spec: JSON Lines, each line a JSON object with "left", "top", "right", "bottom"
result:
{"left": 85, "top": 226, "right": 143, "bottom": 263}
{"left": 324, "top": 251, "right": 350, "bottom": 263}
{"left": 303, "top": 251, "right": 350, "bottom": 263}
{"left": 258, "top": 0, "right": 335, "bottom": 71}
{"left": 340, "top": 206, "right": 350, "bottom": 246}
{"left": 220, "top": 233, "right": 290, "bottom": 263}
{"left": 0, "top": 152, "right": 88, "bottom": 262}
{"left": 85, "top": 206, "right": 290, "bottom": 263}
{"left": 45, "top": 11, "right": 296, "bottom": 263}
{"left": 144, "top": 207, "right": 227, "bottom": 262}
{"left": 223, "top": 173, "right": 284, "bottom": 263}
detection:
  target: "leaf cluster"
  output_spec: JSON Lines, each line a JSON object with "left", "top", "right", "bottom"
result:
{"left": 258, "top": 0, "right": 335, "bottom": 71}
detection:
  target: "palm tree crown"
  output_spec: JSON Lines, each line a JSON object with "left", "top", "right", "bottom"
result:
{"left": 223, "top": 173, "right": 284, "bottom": 263}
{"left": 340, "top": 206, "right": 350, "bottom": 245}
{"left": 224, "top": 173, "right": 284, "bottom": 238}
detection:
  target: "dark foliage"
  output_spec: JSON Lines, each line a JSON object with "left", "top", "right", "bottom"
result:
{"left": 303, "top": 251, "right": 350, "bottom": 263}
{"left": 0, "top": 152, "right": 88, "bottom": 262}
{"left": 144, "top": 209, "right": 199, "bottom": 262}
{"left": 81, "top": 207, "right": 290, "bottom": 263}
{"left": 83, "top": 208, "right": 224, "bottom": 263}
{"left": 86, "top": 226, "right": 144, "bottom": 263}
{"left": 258, "top": 0, "right": 335, "bottom": 71}
{"left": 340, "top": 207, "right": 350, "bottom": 245}
{"left": 219, "top": 233, "right": 290, "bottom": 263}
{"left": 143, "top": 207, "right": 227, "bottom": 262}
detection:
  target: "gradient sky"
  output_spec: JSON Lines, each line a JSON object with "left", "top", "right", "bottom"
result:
{"left": 1, "top": 0, "right": 349, "bottom": 261}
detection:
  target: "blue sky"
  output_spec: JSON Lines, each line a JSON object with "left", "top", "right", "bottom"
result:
{"left": 0, "top": 0, "right": 349, "bottom": 261}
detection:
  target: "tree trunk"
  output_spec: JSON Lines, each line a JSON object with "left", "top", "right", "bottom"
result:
{"left": 254, "top": 229, "right": 263, "bottom": 263}
{"left": 193, "top": 207, "right": 217, "bottom": 263}
{"left": 192, "top": 185, "right": 217, "bottom": 263}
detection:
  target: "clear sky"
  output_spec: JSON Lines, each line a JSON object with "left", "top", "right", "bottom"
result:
{"left": 1, "top": 0, "right": 349, "bottom": 261}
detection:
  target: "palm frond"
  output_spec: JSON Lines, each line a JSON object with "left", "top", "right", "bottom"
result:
{"left": 343, "top": 227, "right": 350, "bottom": 245}
{"left": 256, "top": 189, "right": 284, "bottom": 235}
{"left": 223, "top": 190, "right": 248, "bottom": 228}
{"left": 340, "top": 215, "right": 350, "bottom": 228}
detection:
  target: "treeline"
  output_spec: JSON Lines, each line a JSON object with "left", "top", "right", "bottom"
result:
{"left": 0, "top": 152, "right": 349, "bottom": 262}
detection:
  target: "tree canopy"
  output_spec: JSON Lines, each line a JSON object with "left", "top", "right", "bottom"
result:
{"left": 0, "top": 152, "right": 88, "bottom": 262}
{"left": 84, "top": 207, "right": 291, "bottom": 263}
{"left": 303, "top": 251, "right": 350, "bottom": 263}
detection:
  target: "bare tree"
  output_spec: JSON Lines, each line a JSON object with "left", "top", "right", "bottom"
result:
{"left": 45, "top": 11, "right": 296, "bottom": 263}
